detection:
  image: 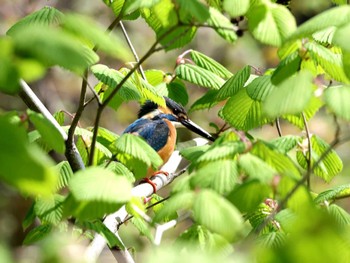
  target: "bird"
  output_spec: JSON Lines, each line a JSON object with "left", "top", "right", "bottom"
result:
{"left": 123, "top": 97, "right": 215, "bottom": 192}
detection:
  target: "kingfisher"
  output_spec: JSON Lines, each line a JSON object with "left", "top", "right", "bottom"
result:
{"left": 123, "top": 97, "right": 215, "bottom": 191}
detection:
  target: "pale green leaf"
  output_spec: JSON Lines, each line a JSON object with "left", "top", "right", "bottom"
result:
{"left": 220, "top": 88, "right": 270, "bottom": 131}
{"left": 176, "top": 64, "right": 225, "bottom": 89}
{"left": 54, "top": 161, "right": 73, "bottom": 190}
{"left": 177, "top": 0, "right": 210, "bottom": 23}
{"left": 23, "top": 225, "right": 52, "bottom": 245}
{"left": 247, "top": 2, "right": 296, "bottom": 47}
{"left": 65, "top": 167, "right": 132, "bottom": 220}
{"left": 287, "top": 6, "right": 350, "bottom": 42}
{"left": 190, "top": 160, "right": 238, "bottom": 195}
{"left": 305, "top": 41, "right": 349, "bottom": 83}
{"left": 223, "top": 0, "right": 250, "bottom": 17}
{"left": 207, "top": 7, "right": 237, "bottom": 43}
{"left": 27, "top": 110, "right": 65, "bottom": 154}
{"left": 216, "top": 65, "right": 251, "bottom": 101}
{"left": 296, "top": 135, "right": 343, "bottom": 182}
{"left": 312, "top": 26, "right": 336, "bottom": 45}
{"left": 324, "top": 86, "right": 350, "bottom": 121}
{"left": 238, "top": 153, "right": 276, "bottom": 183}
{"left": 6, "top": 6, "right": 63, "bottom": 35}
{"left": 145, "top": 69, "right": 165, "bottom": 86}
{"left": 193, "top": 190, "right": 243, "bottom": 241}
{"left": 246, "top": 75, "right": 275, "bottom": 101}
{"left": 328, "top": 204, "right": 350, "bottom": 227}
{"left": 334, "top": 23, "right": 350, "bottom": 53}
{"left": 256, "top": 232, "right": 286, "bottom": 248}
{"left": 315, "top": 184, "right": 350, "bottom": 204}
{"left": 263, "top": 70, "right": 314, "bottom": 118}
{"left": 34, "top": 194, "right": 65, "bottom": 225}
{"left": 228, "top": 180, "right": 271, "bottom": 213}
{"left": 197, "top": 140, "right": 245, "bottom": 163}
{"left": 271, "top": 52, "right": 301, "bottom": 85}
{"left": 189, "top": 90, "right": 219, "bottom": 112}
{"left": 190, "top": 50, "right": 232, "bottom": 79}
{"left": 270, "top": 135, "right": 300, "bottom": 153}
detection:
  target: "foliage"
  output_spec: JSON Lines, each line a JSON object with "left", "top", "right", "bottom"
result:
{"left": 1, "top": 1, "right": 350, "bottom": 263}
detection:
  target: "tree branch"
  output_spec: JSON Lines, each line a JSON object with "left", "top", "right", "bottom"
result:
{"left": 302, "top": 112, "right": 312, "bottom": 188}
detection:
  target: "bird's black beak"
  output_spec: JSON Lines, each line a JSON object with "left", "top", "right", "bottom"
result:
{"left": 180, "top": 118, "right": 215, "bottom": 142}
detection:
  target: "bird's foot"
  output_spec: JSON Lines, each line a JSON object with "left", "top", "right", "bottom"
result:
{"left": 141, "top": 171, "right": 169, "bottom": 194}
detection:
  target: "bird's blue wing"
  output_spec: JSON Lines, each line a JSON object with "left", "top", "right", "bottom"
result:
{"left": 123, "top": 118, "right": 169, "bottom": 152}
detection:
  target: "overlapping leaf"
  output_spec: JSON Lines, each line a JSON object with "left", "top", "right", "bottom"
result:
{"left": 207, "top": 7, "right": 237, "bottom": 43}
{"left": 324, "top": 85, "right": 350, "bottom": 121}
{"left": 315, "top": 184, "right": 350, "bottom": 204}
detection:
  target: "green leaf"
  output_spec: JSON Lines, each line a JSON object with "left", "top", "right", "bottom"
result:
{"left": 334, "top": 23, "right": 350, "bottom": 53}
{"left": 123, "top": 0, "right": 161, "bottom": 15}
{"left": 176, "top": 64, "right": 225, "bottom": 89}
{"left": 96, "top": 127, "right": 119, "bottom": 153}
{"left": 115, "top": 133, "right": 163, "bottom": 179}
{"left": 223, "top": 0, "right": 250, "bottom": 17}
{"left": 23, "top": 225, "right": 52, "bottom": 245}
{"left": 167, "top": 80, "right": 189, "bottom": 106}
{"left": 238, "top": 153, "right": 276, "bottom": 183}
{"left": 27, "top": 110, "right": 65, "bottom": 154}
{"left": 65, "top": 167, "right": 132, "bottom": 220}
{"left": 287, "top": 5, "right": 350, "bottom": 42}
{"left": 296, "top": 135, "right": 343, "bottom": 182}
{"left": 263, "top": 70, "right": 314, "bottom": 118}
{"left": 53, "top": 111, "right": 65, "bottom": 126}
{"left": 0, "top": 38, "right": 20, "bottom": 94}
{"left": 328, "top": 204, "right": 350, "bottom": 227}
{"left": 62, "top": 14, "right": 132, "bottom": 61}
{"left": 220, "top": 88, "right": 270, "bottom": 131}
{"left": 315, "top": 184, "right": 350, "bottom": 204}
{"left": 190, "top": 160, "right": 238, "bottom": 195}
{"left": 312, "top": 26, "right": 336, "bottom": 45}
{"left": 196, "top": 141, "right": 245, "bottom": 163}
{"left": 34, "top": 194, "right": 65, "bottom": 225}
{"left": 271, "top": 52, "right": 301, "bottom": 85}
{"left": 207, "top": 7, "right": 237, "bottom": 43}
{"left": 54, "top": 161, "right": 73, "bottom": 191}
{"left": 324, "top": 85, "right": 350, "bottom": 121}
{"left": 103, "top": 0, "right": 125, "bottom": 18}
{"left": 131, "top": 217, "right": 154, "bottom": 241}
{"left": 256, "top": 232, "right": 286, "bottom": 248}
{"left": 246, "top": 75, "right": 275, "bottom": 101}
{"left": 0, "top": 116, "right": 57, "bottom": 196}
{"left": 270, "top": 135, "right": 300, "bottom": 153}
{"left": 177, "top": 0, "right": 210, "bottom": 23}
{"left": 251, "top": 140, "right": 300, "bottom": 178}
{"left": 22, "top": 203, "right": 36, "bottom": 231}
{"left": 10, "top": 25, "right": 98, "bottom": 74}
{"left": 189, "top": 90, "right": 219, "bottom": 112}
{"left": 228, "top": 180, "right": 271, "bottom": 213}
{"left": 247, "top": 2, "right": 296, "bottom": 47}
{"left": 6, "top": 6, "right": 64, "bottom": 35}
{"left": 305, "top": 41, "right": 349, "bottom": 83}
{"left": 190, "top": 50, "right": 232, "bottom": 79}
{"left": 216, "top": 65, "right": 251, "bottom": 101}
{"left": 193, "top": 190, "right": 243, "bottom": 241}
{"left": 145, "top": 70, "right": 165, "bottom": 86}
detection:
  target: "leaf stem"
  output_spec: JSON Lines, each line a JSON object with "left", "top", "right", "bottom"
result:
{"left": 302, "top": 112, "right": 312, "bottom": 188}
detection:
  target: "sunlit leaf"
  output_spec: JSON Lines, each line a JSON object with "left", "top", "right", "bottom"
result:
{"left": 189, "top": 90, "right": 219, "bottom": 112}
{"left": 271, "top": 52, "right": 301, "bottom": 85}
{"left": 324, "top": 85, "right": 350, "bottom": 121}
{"left": 315, "top": 184, "right": 350, "bottom": 204}
{"left": 207, "top": 7, "right": 237, "bottom": 43}
{"left": 167, "top": 80, "right": 189, "bottom": 106}
{"left": 176, "top": 64, "right": 225, "bottom": 89}
{"left": 190, "top": 50, "right": 232, "bottom": 79}
{"left": 328, "top": 204, "right": 350, "bottom": 227}
{"left": 34, "top": 194, "right": 65, "bottom": 225}
{"left": 23, "top": 225, "right": 52, "bottom": 245}
{"left": 177, "top": 0, "right": 210, "bottom": 23}
{"left": 54, "top": 161, "right": 73, "bottom": 191}
{"left": 270, "top": 135, "right": 300, "bottom": 153}
{"left": 246, "top": 75, "right": 275, "bottom": 101}
{"left": 223, "top": 0, "right": 250, "bottom": 17}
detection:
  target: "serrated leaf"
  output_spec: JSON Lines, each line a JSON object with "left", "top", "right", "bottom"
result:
{"left": 153, "top": 191, "right": 195, "bottom": 222}
{"left": 167, "top": 80, "right": 189, "bottom": 106}
{"left": 96, "top": 127, "right": 119, "bottom": 153}
{"left": 105, "top": 161, "right": 135, "bottom": 183}
{"left": 305, "top": 41, "right": 349, "bottom": 83}
{"left": 263, "top": 70, "right": 314, "bottom": 118}
{"left": 221, "top": 88, "right": 270, "bottom": 131}
{"left": 193, "top": 190, "right": 243, "bottom": 241}
{"left": 228, "top": 180, "right": 271, "bottom": 213}
{"left": 252, "top": 140, "right": 300, "bottom": 178}
{"left": 23, "top": 225, "right": 52, "bottom": 245}
{"left": 34, "top": 194, "right": 65, "bottom": 225}
{"left": 207, "top": 7, "right": 237, "bottom": 43}
{"left": 54, "top": 161, "right": 73, "bottom": 190}
{"left": 238, "top": 153, "right": 276, "bottom": 183}
{"left": 177, "top": 0, "right": 210, "bottom": 23}
{"left": 62, "top": 14, "right": 131, "bottom": 61}
{"left": 287, "top": 5, "right": 350, "bottom": 42}
{"left": 53, "top": 111, "right": 65, "bottom": 126}
{"left": 297, "top": 135, "right": 343, "bottom": 182}
{"left": 216, "top": 65, "right": 251, "bottom": 101}
{"left": 180, "top": 145, "right": 211, "bottom": 163}
{"left": 10, "top": 25, "right": 98, "bottom": 74}
{"left": 132, "top": 72, "right": 165, "bottom": 106}
{"left": 176, "top": 64, "right": 225, "bottom": 89}
{"left": 190, "top": 50, "right": 232, "bottom": 79}
{"left": 131, "top": 217, "right": 154, "bottom": 241}
{"left": 123, "top": 0, "right": 161, "bottom": 15}
{"left": 115, "top": 133, "right": 163, "bottom": 179}
{"left": 190, "top": 160, "right": 238, "bottom": 195}
{"left": 6, "top": 6, "right": 63, "bottom": 35}
{"left": 103, "top": 0, "right": 125, "bottom": 18}
{"left": 145, "top": 70, "right": 165, "bottom": 86}
{"left": 270, "top": 135, "right": 300, "bottom": 153}
{"left": 223, "top": 0, "right": 250, "bottom": 17}
{"left": 246, "top": 75, "right": 275, "bottom": 101}
{"left": 312, "top": 26, "right": 336, "bottom": 45}
{"left": 27, "top": 110, "right": 65, "bottom": 154}
{"left": 22, "top": 203, "right": 36, "bottom": 231}
{"left": 196, "top": 140, "right": 245, "bottom": 163}
{"left": 256, "top": 232, "right": 286, "bottom": 248}
{"left": 65, "top": 167, "right": 132, "bottom": 220}
{"left": 324, "top": 85, "right": 350, "bottom": 121}
{"left": 247, "top": 2, "right": 296, "bottom": 47}
{"left": 315, "top": 184, "right": 350, "bottom": 204}
{"left": 271, "top": 52, "right": 301, "bottom": 85}
{"left": 0, "top": 117, "right": 57, "bottom": 197}
{"left": 328, "top": 204, "right": 350, "bottom": 227}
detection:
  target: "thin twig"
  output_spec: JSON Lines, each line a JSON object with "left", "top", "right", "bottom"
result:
{"left": 275, "top": 118, "right": 282, "bottom": 137}
{"left": 119, "top": 21, "right": 146, "bottom": 80}
{"left": 302, "top": 112, "right": 312, "bottom": 189}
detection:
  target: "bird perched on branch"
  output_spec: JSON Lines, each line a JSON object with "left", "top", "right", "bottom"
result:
{"left": 123, "top": 97, "right": 215, "bottom": 192}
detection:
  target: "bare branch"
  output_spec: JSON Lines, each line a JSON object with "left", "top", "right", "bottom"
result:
{"left": 302, "top": 112, "right": 312, "bottom": 188}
